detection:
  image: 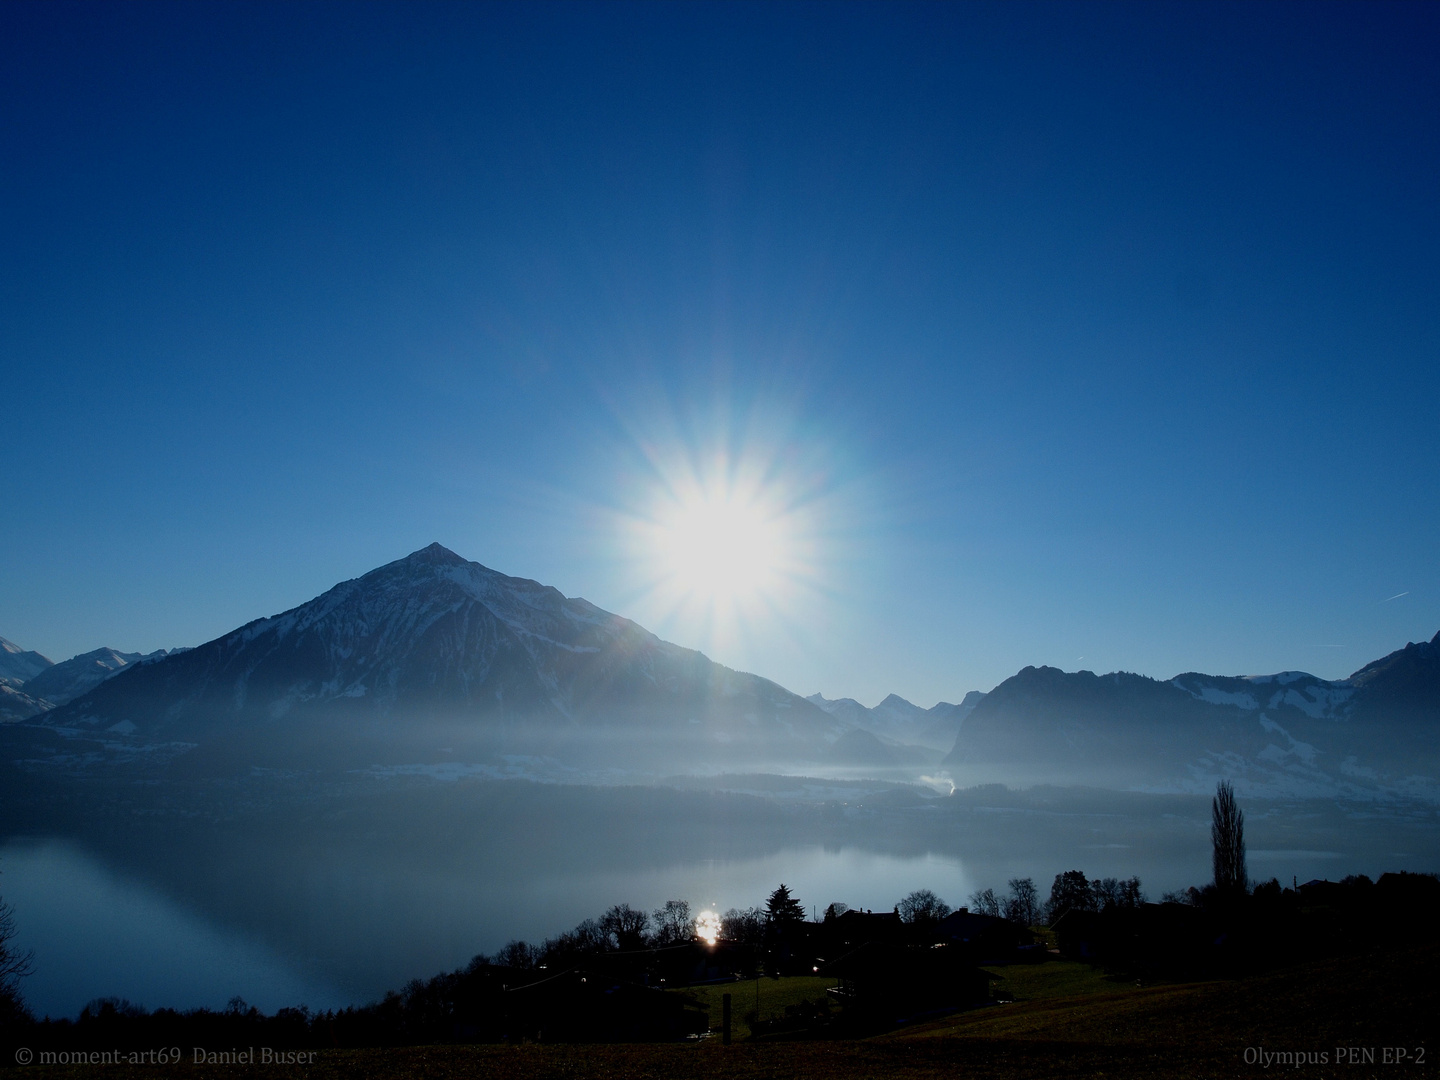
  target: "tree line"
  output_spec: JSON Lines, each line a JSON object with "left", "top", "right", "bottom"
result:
{"left": 4, "top": 780, "right": 1435, "bottom": 1050}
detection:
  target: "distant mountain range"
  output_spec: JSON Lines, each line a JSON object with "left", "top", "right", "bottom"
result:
{"left": 0, "top": 638, "right": 168, "bottom": 722}
{"left": 27, "top": 647, "right": 169, "bottom": 705}
{"left": 6, "top": 544, "right": 1437, "bottom": 794}
{"left": 945, "top": 633, "right": 1440, "bottom": 796}
{"left": 806, "top": 690, "right": 985, "bottom": 752}
{"left": 0, "top": 637, "right": 52, "bottom": 684}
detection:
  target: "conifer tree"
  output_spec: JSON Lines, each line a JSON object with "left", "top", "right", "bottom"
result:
{"left": 765, "top": 883, "right": 805, "bottom": 924}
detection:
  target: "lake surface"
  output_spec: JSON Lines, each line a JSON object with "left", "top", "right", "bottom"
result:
{"left": 2, "top": 774, "right": 1436, "bottom": 1019}
{"left": 1, "top": 837, "right": 1038, "bottom": 1018}
{"left": 0, "top": 838, "right": 345, "bottom": 1019}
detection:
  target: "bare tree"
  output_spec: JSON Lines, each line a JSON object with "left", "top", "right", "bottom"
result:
{"left": 1118, "top": 876, "right": 1145, "bottom": 908}
{"left": 600, "top": 903, "right": 651, "bottom": 950}
{"left": 897, "top": 888, "right": 952, "bottom": 925}
{"left": 1090, "top": 876, "right": 1145, "bottom": 911}
{"left": 1004, "top": 877, "right": 1040, "bottom": 926}
{"left": 538, "top": 917, "right": 610, "bottom": 966}
{"left": 720, "top": 906, "right": 766, "bottom": 945}
{"left": 0, "top": 892, "right": 34, "bottom": 1020}
{"left": 1091, "top": 877, "right": 1123, "bottom": 909}
{"left": 493, "top": 939, "right": 537, "bottom": 969}
{"left": 967, "top": 887, "right": 1001, "bottom": 918}
{"left": 651, "top": 899, "right": 694, "bottom": 946}
{"left": 570, "top": 918, "right": 609, "bottom": 953}
{"left": 1212, "top": 780, "right": 1247, "bottom": 895}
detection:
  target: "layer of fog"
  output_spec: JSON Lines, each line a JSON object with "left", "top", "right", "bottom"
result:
{"left": 3, "top": 771, "right": 1436, "bottom": 1018}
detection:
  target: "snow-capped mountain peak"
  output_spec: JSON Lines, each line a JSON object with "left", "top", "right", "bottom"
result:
{"left": 0, "top": 636, "right": 54, "bottom": 684}
{"left": 43, "top": 545, "right": 847, "bottom": 767}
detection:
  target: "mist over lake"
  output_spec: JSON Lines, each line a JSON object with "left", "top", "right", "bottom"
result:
{"left": 1, "top": 547, "right": 1436, "bottom": 1026}
{"left": 5, "top": 768, "right": 1435, "bottom": 1018}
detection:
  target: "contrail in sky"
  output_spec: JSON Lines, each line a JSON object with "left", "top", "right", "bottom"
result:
{"left": 1382, "top": 591, "right": 1410, "bottom": 603}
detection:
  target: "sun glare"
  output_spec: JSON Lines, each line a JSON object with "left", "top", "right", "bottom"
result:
{"left": 694, "top": 909, "right": 721, "bottom": 946}
{"left": 654, "top": 492, "right": 786, "bottom": 604}
{"left": 607, "top": 400, "right": 851, "bottom": 658}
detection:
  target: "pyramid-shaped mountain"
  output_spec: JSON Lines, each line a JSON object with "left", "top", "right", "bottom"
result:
{"left": 45, "top": 544, "right": 845, "bottom": 765}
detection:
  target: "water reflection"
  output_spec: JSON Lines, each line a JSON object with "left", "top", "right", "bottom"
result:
{"left": 0, "top": 838, "right": 345, "bottom": 1020}
{"left": 1, "top": 776, "right": 1433, "bottom": 1018}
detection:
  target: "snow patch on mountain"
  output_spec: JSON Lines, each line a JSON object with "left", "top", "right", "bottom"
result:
{"left": 0, "top": 637, "right": 54, "bottom": 684}
{"left": 1171, "top": 670, "right": 1354, "bottom": 722}
{"left": 39, "top": 544, "right": 852, "bottom": 769}
{"left": 0, "top": 678, "right": 55, "bottom": 723}
{"left": 24, "top": 647, "right": 168, "bottom": 706}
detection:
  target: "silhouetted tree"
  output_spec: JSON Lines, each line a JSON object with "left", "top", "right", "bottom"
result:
{"left": 967, "top": 887, "right": 1001, "bottom": 917}
{"left": 720, "top": 906, "right": 766, "bottom": 945}
{"left": 897, "top": 888, "right": 952, "bottom": 925}
{"left": 0, "top": 887, "right": 34, "bottom": 1024}
{"left": 493, "top": 939, "right": 538, "bottom": 969}
{"left": 651, "top": 899, "right": 693, "bottom": 946}
{"left": 1046, "top": 870, "right": 1093, "bottom": 922}
{"left": 822, "top": 902, "right": 849, "bottom": 920}
{"left": 539, "top": 917, "right": 610, "bottom": 966}
{"left": 572, "top": 918, "right": 609, "bottom": 953}
{"left": 1091, "top": 877, "right": 1120, "bottom": 909}
{"left": 1212, "top": 780, "right": 1247, "bottom": 895}
{"left": 1119, "top": 876, "right": 1144, "bottom": 908}
{"left": 1004, "top": 877, "right": 1040, "bottom": 926}
{"left": 765, "top": 884, "right": 805, "bottom": 925}
{"left": 600, "top": 903, "right": 651, "bottom": 950}
{"left": 1091, "top": 876, "right": 1145, "bottom": 911}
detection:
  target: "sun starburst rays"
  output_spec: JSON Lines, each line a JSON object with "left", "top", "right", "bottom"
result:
{"left": 615, "top": 443, "right": 827, "bottom": 657}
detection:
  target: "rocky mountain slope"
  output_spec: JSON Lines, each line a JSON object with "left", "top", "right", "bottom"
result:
{"left": 23, "top": 646, "right": 168, "bottom": 706}
{"left": 0, "top": 637, "right": 52, "bottom": 684}
{"left": 0, "top": 677, "right": 52, "bottom": 723}
{"left": 41, "top": 544, "right": 848, "bottom": 768}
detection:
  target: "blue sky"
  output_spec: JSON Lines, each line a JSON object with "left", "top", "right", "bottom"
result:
{"left": 3, "top": 1, "right": 1437, "bottom": 706}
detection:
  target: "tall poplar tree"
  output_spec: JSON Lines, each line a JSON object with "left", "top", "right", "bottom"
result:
{"left": 1212, "top": 780, "right": 1247, "bottom": 895}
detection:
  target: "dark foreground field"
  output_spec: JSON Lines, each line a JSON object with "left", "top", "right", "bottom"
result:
{"left": 5, "top": 942, "right": 1434, "bottom": 1080}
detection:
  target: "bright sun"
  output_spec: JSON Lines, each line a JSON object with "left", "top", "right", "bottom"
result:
{"left": 694, "top": 909, "right": 721, "bottom": 946}
{"left": 654, "top": 492, "right": 787, "bottom": 605}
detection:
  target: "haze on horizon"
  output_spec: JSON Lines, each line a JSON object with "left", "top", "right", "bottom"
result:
{"left": 3, "top": 1, "right": 1437, "bottom": 708}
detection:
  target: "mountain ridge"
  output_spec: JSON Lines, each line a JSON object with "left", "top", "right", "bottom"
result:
{"left": 0, "top": 636, "right": 53, "bottom": 684}
{"left": 41, "top": 544, "right": 848, "bottom": 767}
{"left": 943, "top": 632, "right": 1440, "bottom": 795}
{"left": 806, "top": 690, "right": 986, "bottom": 752}
{"left": 23, "top": 647, "right": 169, "bottom": 707}
{"left": 14, "top": 545, "right": 1439, "bottom": 790}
